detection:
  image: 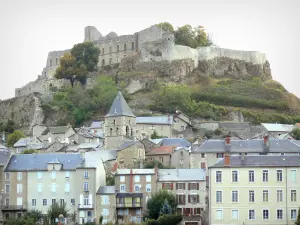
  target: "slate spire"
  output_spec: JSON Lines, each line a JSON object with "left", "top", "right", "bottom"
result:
{"left": 105, "top": 91, "right": 135, "bottom": 117}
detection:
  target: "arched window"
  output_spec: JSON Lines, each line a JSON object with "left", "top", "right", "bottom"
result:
{"left": 110, "top": 128, "right": 113, "bottom": 136}
{"left": 113, "top": 119, "right": 116, "bottom": 126}
{"left": 131, "top": 129, "right": 133, "bottom": 136}
{"left": 116, "top": 127, "right": 119, "bottom": 135}
{"left": 126, "top": 126, "right": 130, "bottom": 136}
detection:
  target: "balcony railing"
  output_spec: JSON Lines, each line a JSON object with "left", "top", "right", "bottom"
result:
{"left": 183, "top": 215, "right": 201, "bottom": 221}
{"left": 0, "top": 205, "right": 27, "bottom": 211}
{"left": 116, "top": 202, "right": 142, "bottom": 208}
{"left": 78, "top": 204, "right": 94, "bottom": 209}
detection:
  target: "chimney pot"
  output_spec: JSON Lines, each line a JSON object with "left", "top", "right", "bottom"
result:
{"left": 224, "top": 153, "right": 231, "bottom": 167}
{"left": 225, "top": 136, "right": 231, "bottom": 145}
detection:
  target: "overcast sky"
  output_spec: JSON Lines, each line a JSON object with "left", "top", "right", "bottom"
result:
{"left": 0, "top": 0, "right": 299, "bottom": 100}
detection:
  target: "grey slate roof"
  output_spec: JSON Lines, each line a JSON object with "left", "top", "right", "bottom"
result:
{"left": 105, "top": 91, "right": 135, "bottom": 117}
{"left": 13, "top": 137, "right": 32, "bottom": 147}
{"left": 136, "top": 116, "right": 173, "bottom": 125}
{"left": 262, "top": 123, "right": 294, "bottom": 132}
{"left": 210, "top": 155, "right": 300, "bottom": 168}
{"left": 90, "top": 121, "right": 104, "bottom": 129}
{"left": 47, "top": 158, "right": 61, "bottom": 164}
{"left": 158, "top": 169, "right": 206, "bottom": 181}
{"left": 160, "top": 138, "right": 191, "bottom": 148}
{"left": 0, "top": 150, "right": 10, "bottom": 166}
{"left": 97, "top": 186, "right": 116, "bottom": 195}
{"left": 5, "top": 153, "right": 83, "bottom": 171}
{"left": 116, "top": 169, "right": 155, "bottom": 175}
{"left": 192, "top": 139, "right": 300, "bottom": 153}
{"left": 119, "top": 140, "right": 138, "bottom": 150}
{"left": 48, "top": 126, "right": 72, "bottom": 134}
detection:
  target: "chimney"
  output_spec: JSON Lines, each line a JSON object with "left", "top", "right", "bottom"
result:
{"left": 224, "top": 153, "right": 231, "bottom": 167}
{"left": 241, "top": 152, "right": 245, "bottom": 161}
{"left": 224, "top": 136, "right": 231, "bottom": 153}
{"left": 263, "top": 135, "right": 270, "bottom": 154}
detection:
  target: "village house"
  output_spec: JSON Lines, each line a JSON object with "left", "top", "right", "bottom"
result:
{"left": 4, "top": 151, "right": 106, "bottom": 224}
{"left": 96, "top": 186, "right": 116, "bottom": 224}
{"left": 117, "top": 141, "right": 146, "bottom": 169}
{"left": 190, "top": 136, "right": 300, "bottom": 175}
{"left": 39, "top": 125, "right": 76, "bottom": 144}
{"left": 261, "top": 123, "right": 295, "bottom": 139}
{"left": 157, "top": 169, "right": 206, "bottom": 225}
{"left": 0, "top": 150, "right": 10, "bottom": 224}
{"left": 114, "top": 169, "right": 157, "bottom": 224}
{"left": 209, "top": 155, "right": 300, "bottom": 225}
{"left": 13, "top": 137, "right": 47, "bottom": 154}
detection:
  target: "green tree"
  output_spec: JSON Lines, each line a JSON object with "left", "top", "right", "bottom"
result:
{"left": 47, "top": 202, "right": 68, "bottom": 225}
{"left": 147, "top": 189, "right": 177, "bottom": 219}
{"left": 7, "top": 130, "right": 25, "bottom": 147}
{"left": 4, "top": 210, "right": 42, "bottom": 225}
{"left": 157, "top": 22, "right": 175, "bottom": 33}
{"left": 296, "top": 207, "right": 300, "bottom": 225}
{"left": 159, "top": 199, "right": 173, "bottom": 216}
{"left": 144, "top": 160, "right": 167, "bottom": 169}
{"left": 106, "top": 174, "right": 115, "bottom": 185}
{"left": 292, "top": 128, "right": 300, "bottom": 140}
{"left": 22, "top": 149, "right": 38, "bottom": 154}
{"left": 157, "top": 214, "right": 182, "bottom": 225}
{"left": 150, "top": 130, "right": 165, "bottom": 139}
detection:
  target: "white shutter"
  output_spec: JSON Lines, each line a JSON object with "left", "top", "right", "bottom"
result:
{"left": 17, "top": 197, "right": 22, "bottom": 206}
{"left": 80, "top": 194, "right": 83, "bottom": 206}
{"left": 88, "top": 194, "right": 92, "bottom": 207}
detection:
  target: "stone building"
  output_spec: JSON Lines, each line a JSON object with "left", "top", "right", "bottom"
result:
{"left": 209, "top": 155, "right": 300, "bottom": 225}
{"left": 157, "top": 169, "right": 207, "bottom": 225}
{"left": 104, "top": 91, "right": 137, "bottom": 150}
{"left": 96, "top": 186, "right": 116, "bottom": 224}
{"left": 0, "top": 150, "right": 11, "bottom": 223}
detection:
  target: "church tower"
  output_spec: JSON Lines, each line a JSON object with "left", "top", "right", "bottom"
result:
{"left": 104, "top": 91, "right": 136, "bottom": 149}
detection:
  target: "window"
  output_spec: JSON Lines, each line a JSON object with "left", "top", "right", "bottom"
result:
{"left": 109, "top": 58, "right": 112, "bottom": 65}
{"left": 51, "top": 171, "right": 56, "bottom": 179}
{"left": 102, "top": 48, "right": 104, "bottom": 55}
{"left": 71, "top": 199, "right": 75, "bottom": 206}
{"left": 65, "top": 171, "right": 70, "bottom": 178}
{"left": 102, "top": 208, "right": 109, "bottom": 216}
{"left": 109, "top": 46, "right": 112, "bottom": 54}
{"left": 50, "top": 59, "right": 52, "bottom": 66}
{"left": 65, "top": 183, "right": 70, "bottom": 193}
{"left": 189, "top": 194, "right": 199, "bottom": 203}
{"left": 132, "top": 42, "right": 134, "bottom": 50}
{"left": 249, "top": 170, "right": 254, "bottom": 182}
{"left": 17, "top": 197, "right": 22, "bottom": 206}
{"left": 60, "top": 199, "right": 64, "bottom": 205}
{"left": 216, "top": 171, "right": 222, "bottom": 183}
{"left": 37, "top": 183, "right": 42, "bottom": 192}
{"left": 216, "top": 210, "right": 223, "bottom": 220}
{"left": 134, "top": 175, "right": 140, "bottom": 183}
{"left": 146, "top": 184, "right": 151, "bottom": 192}
{"left": 291, "top": 170, "right": 297, "bottom": 182}
{"left": 120, "top": 176, "right": 125, "bottom": 182}
{"left": 249, "top": 210, "right": 255, "bottom": 220}
{"left": 52, "top": 164, "right": 55, "bottom": 170}
{"left": 232, "top": 171, "right": 238, "bottom": 182}
{"left": 160, "top": 157, "right": 163, "bottom": 162}
{"left": 177, "top": 195, "right": 186, "bottom": 205}
{"left": 43, "top": 199, "right": 47, "bottom": 206}
{"left": 51, "top": 183, "right": 56, "bottom": 192}
{"left": 5, "top": 184, "right": 10, "bottom": 193}
{"left": 249, "top": 190, "right": 255, "bottom": 202}
{"left": 124, "top": 43, "right": 127, "bottom": 51}
{"left": 291, "top": 209, "right": 297, "bottom": 220}
{"left": 5, "top": 172, "right": 9, "bottom": 181}
{"left": 56, "top": 58, "right": 58, "bottom": 65}
{"left": 232, "top": 191, "right": 238, "bottom": 202}
{"left": 163, "top": 183, "right": 173, "bottom": 190}
{"left": 117, "top": 45, "right": 119, "bottom": 52}
{"left": 263, "top": 209, "right": 269, "bottom": 219}
{"left": 263, "top": 190, "right": 269, "bottom": 202}
{"left": 146, "top": 175, "right": 151, "bottom": 182}
{"left": 216, "top": 153, "right": 224, "bottom": 158}
{"left": 84, "top": 171, "right": 89, "bottom": 178}
{"left": 277, "top": 170, "right": 283, "bottom": 182}
{"left": 291, "top": 190, "right": 297, "bottom": 202}
{"left": 277, "top": 190, "right": 283, "bottom": 202}
{"left": 150, "top": 125, "right": 155, "bottom": 130}
{"left": 134, "top": 185, "right": 140, "bottom": 192}
{"left": 177, "top": 183, "right": 185, "bottom": 190}
{"left": 201, "top": 153, "right": 205, "bottom": 158}
{"left": 84, "top": 197, "right": 89, "bottom": 206}
{"left": 189, "top": 183, "right": 199, "bottom": 190}
{"left": 17, "top": 184, "right": 22, "bottom": 193}
{"left": 263, "top": 170, "right": 268, "bottom": 182}
{"left": 37, "top": 172, "right": 43, "bottom": 179}
{"left": 5, "top": 198, "right": 9, "bottom": 207}
{"left": 232, "top": 210, "right": 238, "bottom": 220}
{"left": 84, "top": 182, "right": 89, "bottom": 191}
{"left": 52, "top": 199, "right": 56, "bottom": 205}
{"left": 216, "top": 191, "right": 222, "bottom": 203}
{"left": 17, "top": 172, "right": 22, "bottom": 181}
{"left": 32, "top": 199, "right": 36, "bottom": 206}
{"left": 277, "top": 209, "right": 283, "bottom": 220}
{"left": 120, "top": 184, "right": 126, "bottom": 192}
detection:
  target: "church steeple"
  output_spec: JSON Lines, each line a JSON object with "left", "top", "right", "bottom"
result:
{"left": 105, "top": 91, "right": 135, "bottom": 118}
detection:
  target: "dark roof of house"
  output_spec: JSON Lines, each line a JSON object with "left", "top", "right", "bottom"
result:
{"left": 48, "top": 126, "right": 72, "bottom": 134}
{"left": 209, "top": 155, "right": 300, "bottom": 168}
{"left": 96, "top": 186, "right": 116, "bottom": 195}
{"left": 0, "top": 150, "right": 10, "bottom": 166}
{"left": 160, "top": 138, "right": 191, "bottom": 148}
{"left": 136, "top": 116, "right": 173, "bottom": 125}
{"left": 5, "top": 153, "right": 83, "bottom": 172}
{"left": 90, "top": 121, "right": 104, "bottom": 129}
{"left": 116, "top": 193, "right": 143, "bottom": 198}
{"left": 106, "top": 91, "right": 135, "bottom": 117}
{"left": 119, "top": 140, "right": 137, "bottom": 150}
{"left": 158, "top": 169, "right": 206, "bottom": 181}
{"left": 13, "top": 137, "right": 33, "bottom": 147}
{"left": 192, "top": 139, "right": 300, "bottom": 153}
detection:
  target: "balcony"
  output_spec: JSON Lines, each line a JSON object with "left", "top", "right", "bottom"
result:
{"left": 183, "top": 215, "right": 201, "bottom": 222}
{"left": 1, "top": 205, "right": 27, "bottom": 211}
{"left": 78, "top": 204, "right": 94, "bottom": 209}
{"left": 116, "top": 202, "right": 142, "bottom": 208}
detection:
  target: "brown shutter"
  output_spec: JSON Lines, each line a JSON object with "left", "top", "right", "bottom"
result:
{"left": 188, "top": 183, "right": 190, "bottom": 190}
{"left": 162, "top": 183, "right": 165, "bottom": 189}
{"left": 176, "top": 183, "right": 178, "bottom": 190}
{"left": 197, "top": 183, "right": 199, "bottom": 190}
{"left": 197, "top": 195, "right": 199, "bottom": 203}
{"left": 171, "top": 183, "right": 173, "bottom": 190}
{"left": 183, "top": 195, "right": 186, "bottom": 205}
{"left": 188, "top": 195, "right": 191, "bottom": 203}
{"left": 176, "top": 195, "right": 179, "bottom": 204}
{"left": 184, "top": 183, "right": 186, "bottom": 190}
{"left": 201, "top": 162, "right": 206, "bottom": 169}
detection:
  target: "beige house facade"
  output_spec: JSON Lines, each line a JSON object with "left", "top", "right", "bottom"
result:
{"left": 96, "top": 186, "right": 116, "bottom": 224}
{"left": 209, "top": 155, "right": 300, "bottom": 225}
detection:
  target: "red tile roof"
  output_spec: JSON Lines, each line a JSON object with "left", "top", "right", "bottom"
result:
{"left": 146, "top": 146, "right": 175, "bottom": 155}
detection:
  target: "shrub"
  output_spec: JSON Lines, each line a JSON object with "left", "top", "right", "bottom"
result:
{"left": 157, "top": 214, "right": 182, "bottom": 225}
